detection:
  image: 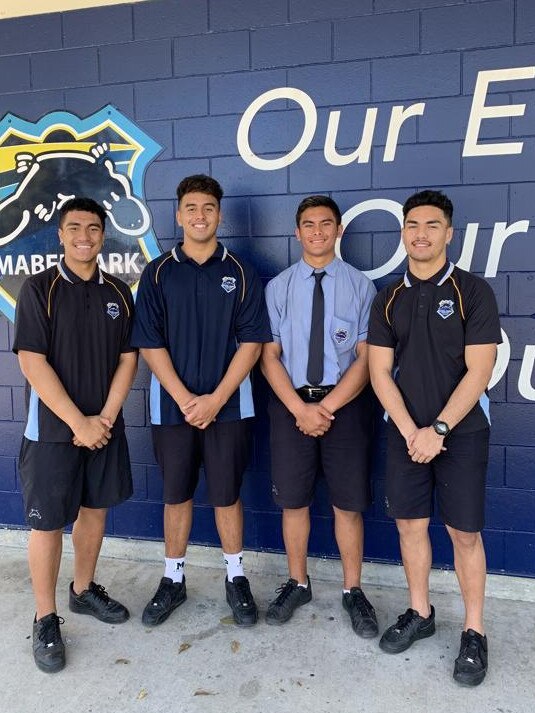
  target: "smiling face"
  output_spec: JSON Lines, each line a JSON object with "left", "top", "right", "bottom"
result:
{"left": 176, "top": 191, "right": 221, "bottom": 249}
{"left": 296, "top": 205, "right": 342, "bottom": 268}
{"left": 402, "top": 204, "right": 453, "bottom": 276}
{"left": 58, "top": 209, "right": 104, "bottom": 276}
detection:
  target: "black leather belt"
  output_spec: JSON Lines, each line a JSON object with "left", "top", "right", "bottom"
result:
{"left": 296, "top": 385, "right": 335, "bottom": 402}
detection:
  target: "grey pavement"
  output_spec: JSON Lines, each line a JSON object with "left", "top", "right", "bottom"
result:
{"left": 2, "top": 531, "right": 534, "bottom": 713}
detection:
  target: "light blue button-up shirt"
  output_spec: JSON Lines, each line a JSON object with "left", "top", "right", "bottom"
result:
{"left": 265, "top": 257, "right": 376, "bottom": 388}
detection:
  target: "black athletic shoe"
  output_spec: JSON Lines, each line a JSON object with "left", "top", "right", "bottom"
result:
{"left": 33, "top": 613, "right": 65, "bottom": 673}
{"left": 265, "top": 577, "right": 312, "bottom": 625}
{"left": 142, "top": 577, "right": 187, "bottom": 627}
{"left": 342, "top": 587, "right": 379, "bottom": 638}
{"left": 225, "top": 576, "right": 258, "bottom": 626}
{"left": 379, "top": 606, "right": 435, "bottom": 653}
{"left": 453, "top": 629, "right": 488, "bottom": 686}
{"left": 69, "top": 581, "right": 129, "bottom": 624}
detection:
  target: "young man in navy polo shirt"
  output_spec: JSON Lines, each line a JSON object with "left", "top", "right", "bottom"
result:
{"left": 132, "top": 175, "right": 271, "bottom": 627}
{"left": 261, "top": 195, "right": 378, "bottom": 636}
{"left": 14, "top": 197, "right": 137, "bottom": 673}
{"left": 368, "top": 190, "right": 501, "bottom": 686}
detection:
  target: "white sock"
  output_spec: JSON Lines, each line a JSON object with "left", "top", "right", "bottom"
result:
{"left": 164, "top": 557, "right": 185, "bottom": 583}
{"left": 223, "top": 551, "right": 244, "bottom": 582}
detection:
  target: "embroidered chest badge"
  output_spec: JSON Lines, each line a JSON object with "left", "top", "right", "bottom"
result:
{"left": 221, "top": 276, "right": 236, "bottom": 293}
{"left": 107, "top": 302, "right": 120, "bottom": 319}
{"left": 334, "top": 328, "right": 349, "bottom": 344}
{"left": 437, "top": 299, "right": 454, "bottom": 320}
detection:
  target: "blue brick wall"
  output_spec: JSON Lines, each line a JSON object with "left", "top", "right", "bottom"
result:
{"left": 0, "top": 0, "right": 534, "bottom": 578}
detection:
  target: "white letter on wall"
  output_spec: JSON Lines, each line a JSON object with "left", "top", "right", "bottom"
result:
{"left": 324, "top": 107, "right": 378, "bottom": 165}
{"left": 383, "top": 103, "right": 426, "bottom": 162}
{"left": 237, "top": 87, "right": 317, "bottom": 171}
{"left": 338, "top": 199, "right": 405, "bottom": 280}
{"left": 463, "top": 66, "right": 535, "bottom": 157}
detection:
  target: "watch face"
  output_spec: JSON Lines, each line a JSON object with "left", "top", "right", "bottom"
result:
{"left": 434, "top": 421, "right": 449, "bottom": 436}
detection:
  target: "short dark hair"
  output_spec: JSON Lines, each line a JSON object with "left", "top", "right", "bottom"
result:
{"left": 176, "top": 174, "right": 224, "bottom": 206}
{"left": 403, "top": 190, "right": 453, "bottom": 226}
{"left": 58, "top": 197, "right": 106, "bottom": 230}
{"left": 295, "top": 195, "right": 342, "bottom": 226}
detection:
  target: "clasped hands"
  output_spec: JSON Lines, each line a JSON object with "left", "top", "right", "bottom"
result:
{"left": 295, "top": 402, "right": 334, "bottom": 438}
{"left": 406, "top": 426, "right": 447, "bottom": 464}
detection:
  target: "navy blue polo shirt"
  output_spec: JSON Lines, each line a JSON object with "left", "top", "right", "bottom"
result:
{"left": 367, "top": 261, "right": 502, "bottom": 433}
{"left": 131, "top": 242, "right": 272, "bottom": 425}
{"left": 13, "top": 261, "right": 135, "bottom": 442}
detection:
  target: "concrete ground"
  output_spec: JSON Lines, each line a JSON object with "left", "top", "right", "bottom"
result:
{"left": 2, "top": 530, "right": 534, "bottom": 713}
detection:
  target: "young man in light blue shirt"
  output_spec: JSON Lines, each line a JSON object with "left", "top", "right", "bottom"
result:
{"left": 261, "top": 195, "right": 378, "bottom": 635}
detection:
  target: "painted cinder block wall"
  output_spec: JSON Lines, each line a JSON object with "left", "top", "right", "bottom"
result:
{"left": 0, "top": 0, "right": 533, "bottom": 576}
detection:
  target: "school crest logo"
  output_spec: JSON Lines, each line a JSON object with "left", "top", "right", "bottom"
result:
{"left": 333, "top": 328, "right": 348, "bottom": 344}
{"left": 0, "top": 105, "right": 163, "bottom": 322}
{"left": 107, "top": 302, "right": 120, "bottom": 320}
{"left": 436, "top": 299, "right": 455, "bottom": 320}
{"left": 221, "top": 276, "right": 237, "bottom": 293}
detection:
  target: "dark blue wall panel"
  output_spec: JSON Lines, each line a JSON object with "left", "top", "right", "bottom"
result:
{"left": 0, "top": 0, "right": 534, "bottom": 578}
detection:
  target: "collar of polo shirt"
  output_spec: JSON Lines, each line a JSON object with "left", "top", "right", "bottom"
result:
{"left": 171, "top": 242, "right": 228, "bottom": 263}
{"left": 57, "top": 260, "right": 103, "bottom": 284}
{"left": 404, "top": 260, "right": 454, "bottom": 287}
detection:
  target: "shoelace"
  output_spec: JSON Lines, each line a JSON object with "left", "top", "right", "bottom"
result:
{"left": 151, "top": 582, "right": 176, "bottom": 609}
{"left": 232, "top": 578, "right": 253, "bottom": 606}
{"left": 91, "top": 583, "right": 111, "bottom": 603}
{"left": 38, "top": 615, "right": 64, "bottom": 646}
{"left": 394, "top": 609, "right": 419, "bottom": 633}
{"left": 459, "top": 634, "right": 480, "bottom": 664}
{"left": 273, "top": 580, "right": 298, "bottom": 605}
{"left": 346, "top": 590, "right": 372, "bottom": 618}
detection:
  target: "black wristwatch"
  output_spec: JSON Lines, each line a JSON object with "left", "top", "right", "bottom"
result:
{"left": 432, "top": 420, "right": 450, "bottom": 437}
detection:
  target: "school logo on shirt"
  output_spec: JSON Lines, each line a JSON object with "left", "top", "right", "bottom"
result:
{"left": 107, "top": 302, "right": 120, "bottom": 320}
{"left": 0, "top": 105, "right": 163, "bottom": 322}
{"left": 437, "top": 299, "right": 455, "bottom": 320}
{"left": 333, "top": 328, "right": 349, "bottom": 344}
{"left": 221, "top": 276, "right": 237, "bottom": 293}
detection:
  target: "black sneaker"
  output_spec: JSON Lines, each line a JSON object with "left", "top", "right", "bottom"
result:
{"left": 453, "top": 629, "right": 488, "bottom": 686}
{"left": 142, "top": 577, "right": 187, "bottom": 627}
{"left": 225, "top": 576, "right": 258, "bottom": 627}
{"left": 33, "top": 613, "right": 65, "bottom": 673}
{"left": 379, "top": 606, "right": 435, "bottom": 653}
{"left": 342, "top": 587, "right": 379, "bottom": 638}
{"left": 265, "top": 577, "right": 312, "bottom": 625}
{"left": 69, "top": 581, "right": 129, "bottom": 624}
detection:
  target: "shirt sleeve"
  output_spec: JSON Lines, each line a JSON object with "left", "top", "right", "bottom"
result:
{"left": 366, "top": 288, "right": 396, "bottom": 348}
{"left": 130, "top": 262, "right": 167, "bottom": 348}
{"left": 12, "top": 277, "right": 50, "bottom": 356}
{"left": 464, "top": 277, "right": 502, "bottom": 346}
{"left": 119, "top": 281, "right": 136, "bottom": 354}
{"left": 356, "top": 276, "right": 377, "bottom": 342}
{"left": 264, "top": 277, "right": 282, "bottom": 345}
{"left": 234, "top": 263, "right": 273, "bottom": 344}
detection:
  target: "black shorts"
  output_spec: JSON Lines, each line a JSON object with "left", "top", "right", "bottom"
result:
{"left": 19, "top": 434, "right": 133, "bottom": 531}
{"left": 152, "top": 419, "right": 252, "bottom": 507}
{"left": 268, "top": 389, "right": 372, "bottom": 511}
{"left": 385, "top": 422, "right": 490, "bottom": 532}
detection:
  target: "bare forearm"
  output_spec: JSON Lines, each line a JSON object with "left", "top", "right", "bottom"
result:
{"left": 321, "top": 348, "right": 369, "bottom": 414}
{"left": 212, "top": 342, "right": 262, "bottom": 408}
{"left": 101, "top": 351, "right": 138, "bottom": 424}
{"left": 438, "top": 370, "right": 494, "bottom": 430}
{"left": 140, "top": 347, "right": 192, "bottom": 409}
{"left": 260, "top": 349, "right": 306, "bottom": 417}
{"left": 18, "top": 352, "right": 85, "bottom": 433}
{"left": 371, "top": 370, "right": 417, "bottom": 440}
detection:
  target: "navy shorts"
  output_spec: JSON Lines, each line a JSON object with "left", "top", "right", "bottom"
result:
{"left": 385, "top": 422, "right": 490, "bottom": 532}
{"left": 19, "top": 434, "right": 133, "bottom": 531}
{"left": 152, "top": 419, "right": 252, "bottom": 507}
{"left": 268, "top": 387, "right": 372, "bottom": 511}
